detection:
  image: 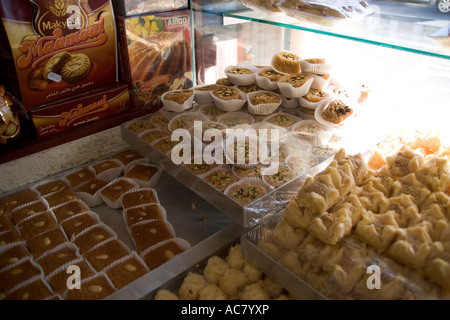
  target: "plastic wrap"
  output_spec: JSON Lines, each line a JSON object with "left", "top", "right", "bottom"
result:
{"left": 243, "top": 143, "right": 450, "bottom": 299}
{"left": 274, "top": 0, "right": 374, "bottom": 27}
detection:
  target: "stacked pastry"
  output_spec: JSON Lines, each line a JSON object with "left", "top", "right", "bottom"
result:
{"left": 257, "top": 134, "right": 450, "bottom": 299}
{"left": 154, "top": 243, "right": 296, "bottom": 300}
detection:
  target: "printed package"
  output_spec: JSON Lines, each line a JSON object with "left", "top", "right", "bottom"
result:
{"left": 116, "top": 9, "right": 194, "bottom": 110}
{"left": 0, "top": 0, "right": 119, "bottom": 110}
{"left": 112, "top": 0, "right": 188, "bottom": 16}
{"left": 30, "top": 81, "right": 131, "bottom": 139}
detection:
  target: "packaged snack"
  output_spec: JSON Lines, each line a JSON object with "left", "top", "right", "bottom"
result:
{"left": 0, "top": 0, "right": 119, "bottom": 110}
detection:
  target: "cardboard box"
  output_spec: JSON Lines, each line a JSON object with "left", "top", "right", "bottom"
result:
{"left": 0, "top": 0, "right": 119, "bottom": 110}
{"left": 116, "top": 9, "right": 194, "bottom": 110}
{"left": 112, "top": 0, "right": 188, "bottom": 16}
{"left": 31, "top": 82, "right": 131, "bottom": 139}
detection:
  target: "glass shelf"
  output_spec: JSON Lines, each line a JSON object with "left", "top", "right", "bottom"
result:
{"left": 194, "top": 1, "right": 450, "bottom": 60}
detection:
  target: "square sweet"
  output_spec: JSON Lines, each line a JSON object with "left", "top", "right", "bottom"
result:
{"left": 84, "top": 239, "right": 130, "bottom": 272}
{"left": 91, "top": 160, "right": 122, "bottom": 175}
{"left": 10, "top": 200, "right": 48, "bottom": 225}
{"left": 0, "top": 259, "right": 42, "bottom": 294}
{"left": 61, "top": 213, "right": 99, "bottom": 240}
{"left": 100, "top": 178, "right": 139, "bottom": 209}
{"left": 125, "top": 204, "right": 166, "bottom": 228}
{"left": 90, "top": 159, "right": 123, "bottom": 182}
{"left": 65, "top": 167, "right": 96, "bottom": 189}
{"left": 26, "top": 227, "right": 68, "bottom": 259}
{"left": 121, "top": 188, "right": 159, "bottom": 210}
{"left": 5, "top": 278, "right": 54, "bottom": 300}
{"left": 48, "top": 260, "right": 95, "bottom": 294}
{"left": 141, "top": 240, "right": 186, "bottom": 270}
{"left": 76, "top": 178, "right": 109, "bottom": 196}
{"left": 35, "top": 179, "right": 69, "bottom": 196}
{"left": 114, "top": 149, "right": 145, "bottom": 167}
{"left": 0, "top": 244, "right": 30, "bottom": 270}
{"left": 0, "top": 189, "right": 39, "bottom": 214}
{"left": 17, "top": 211, "right": 57, "bottom": 241}
{"left": 65, "top": 274, "right": 116, "bottom": 300}
{"left": 0, "top": 230, "right": 23, "bottom": 249}
{"left": 35, "top": 245, "right": 80, "bottom": 276}
{"left": 124, "top": 164, "right": 161, "bottom": 188}
{"left": 130, "top": 220, "right": 175, "bottom": 253}
{"left": 0, "top": 214, "right": 14, "bottom": 233}
{"left": 73, "top": 224, "right": 115, "bottom": 254}
{"left": 104, "top": 255, "right": 149, "bottom": 289}
{"left": 44, "top": 188, "right": 78, "bottom": 208}
{"left": 52, "top": 200, "right": 89, "bottom": 224}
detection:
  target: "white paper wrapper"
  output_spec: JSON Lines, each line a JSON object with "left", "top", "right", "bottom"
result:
{"left": 217, "top": 111, "right": 255, "bottom": 129}
{"left": 168, "top": 111, "right": 205, "bottom": 132}
{"left": 123, "top": 203, "right": 168, "bottom": 228}
{"left": 300, "top": 59, "right": 333, "bottom": 74}
{"left": 281, "top": 95, "right": 300, "bottom": 109}
{"left": 120, "top": 187, "right": 160, "bottom": 211}
{"left": 199, "top": 167, "right": 241, "bottom": 193}
{"left": 124, "top": 163, "right": 162, "bottom": 188}
{"left": 161, "top": 89, "right": 195, "bottom": 113}
{"left": 255, "top": 67, "right": 282, "bottom": 91}
{"left": 129, "top": 219, "right": 177, "bottom": 254}
{"left": 89, "top": 159, "right": 124, "bottom": 183}
{"left": 247, "top": 91, "right": 283, "bottom": 115}
{"left": 211, "top": 87, "right": 248, "bottom": 112}
{"left": 224, "top": 64, "right": 258, "bottom": 86}
{"left": 291, "top": 119, "right": 333, "bottom": 146}
{"left": 307, "top": 73, "right": 332, "bottom": 90}
{"left": 99, "top": 178, "right": 140, "bottom": 210}
{"left": 297, "top": 107, "right": 316, "bottom": 120}
{"left": 298, "top": 95, "right": 332, "bottom": 110}
{"left": 285, "top": 153, "right": 319, "bottom": 175}
{"left": 193, "top": 84, "right": 219, "bottom": 105}
{"left": 277, "top": 77, "right": 314, "bottom": 98}
{"left": 314, "top": 99, "right": 355, "bottom": 129}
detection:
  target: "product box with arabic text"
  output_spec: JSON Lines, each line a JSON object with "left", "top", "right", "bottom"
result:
{"left": 0, "top": 0, "right": 119, "bottom": 110}
{"left": 30, "top": 81, "right": 131, "bottom": 139}
{"left": 116, "top": 9, "right": 194, "bottom": 110}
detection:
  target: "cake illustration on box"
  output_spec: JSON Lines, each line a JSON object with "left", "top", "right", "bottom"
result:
{"left": 117, "top": 10, "right": 194, "bottom": 109}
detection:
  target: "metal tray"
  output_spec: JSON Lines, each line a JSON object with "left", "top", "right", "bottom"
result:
{"left": 121, "top": 120, "right": 333, "bottom": 228}
{"left": 241, "top": 214, "right": 327, "bottom": 300}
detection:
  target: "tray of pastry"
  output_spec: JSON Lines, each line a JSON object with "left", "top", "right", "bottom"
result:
{"left": 241, "top": 135, "right": 450, "bottom": 300}
{"left": 0, "top": 148, "right": 236, "bottom": 300}
{"left": 125, "top": 225, "right": 299, "bottom": 301}
{"left": 120, "top": 108, "right": 338, "bottom": 228}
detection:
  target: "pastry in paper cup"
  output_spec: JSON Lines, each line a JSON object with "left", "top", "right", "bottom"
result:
{"left": 245, "top": 122, "right": 287, "bottom": 145}
{"left": 168, "top": 112, "right": 204, "bottom": 132}
{"left": 198, "top": 104, "right": 227, "bottom": 121}
{"left": 292, "top": 119, "right": 333, "bottom": 146}
{"left": 217, "top": 111, "right": 255, "bottom": 129}
{"left": 224, "top": 134, "right": 266, "bottom": 169}
{"left": 262, "top": 165, "right": 296, "bottom": 188}
{"left": 255, "top": 67, "right": 284, "bottom": 91}
{"left": 99, "top": 178, "right": 140, "bottom": 209}
{"left": 224, "top": 64, "right": 258, "bottom": 86}
{"left": 264, "top": 112, "right": 300, "bottom": 130}
{"left": 224, "top": 178, "right": 269, "bottom": 206}
{"left": 201, "top": 167, "right": 240, "bottom": 193}
{"left": 161, "top": 89, "right": 195, "bottom": 113}
{"left": 315, "top": 99, "right": 354, "bottom": 128}
{"left": 247, "top": 90, "right": 282, "bottom": 115}
{"left": 211, "top": 86, "right": 247, "bottom": 112}
{"left": 285, "top": 153, "right": 319, "bottom": 175}
{"left": 124, "top": 203, "right": 167, "bottom": 228}
{"left": 75, "top": 178, "right": 109, "bottom": 207}
{"left": 271, "top": 50, "right": 301, "bottom": 75}
{"left": 193, "top": 84, "right": 220, "bottom": 105}
{"left": 277, "top": 74, "right": 314, "bottom": 98}
{"left": 299, "top": 88, "right": 331, "bottom": 110}
{"left": 300, "top": 58, "right": 332, "bottom": 74}
{"left": 89, "top": 159, "right": 124, "bottom": 182}
{"left": 124, "top": 163, "right": 162, "bottom": 188}
{"left": 307, "top": 73, "right": 331, "bottom": 90}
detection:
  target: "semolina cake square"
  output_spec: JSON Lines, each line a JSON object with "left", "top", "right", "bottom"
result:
{"left": 0, "top": 214, "right": 14, "bottom": 233}
{"left": 48, "top": 260, "right": 95, "bottom": 294}
{"left": 73, "top": 224, "right": 115, "bottom": 254}
{"left": 65, "top": 167, "right": 96, "bottom": 189}
{"left": 61, "top": 213, "right": 98, "bottom": 240}
{"left": 141, "top": 240, "right": 185, "bottom": 270}
{"left": 10, "top": 200, "right": 48, "bottom": 225}
{"left": 114, "top": 149, "right": 144, "bottom": 166}
{"left": 0, "top": 230, "right": 23, "bottom": 248}
{"left": 35, "top": 179, "right": 69, "bottom": 196}
{"left": 0, "top": 259, "right": 43, "bottom": 294}
{"left": 26, "top": 227, "right": 68, "bottom": 258}
{"left": 84, "top": 239, "right": 130, "bottom": 272}
{"left": 5, "top": 278, "right": 54, "bottom": 300}
{"left": 44, "top": 188, "right": 78, "bottom": 208}
{"left": 65, "top": 274, "right": 116, "bottom": 300}
{"left": 0, "top": 189, "right": 39, "bottom": 214}
{"left": 0, "top": 244, "right": 30, "bottom": 270}
{"left": 105, "top": 255, "right": 149, "bottom": 289}
{"left": 130, "top": 220, "right": 175, "bottom": 253}
{"left": 36, "top": 245, "right": 80, "bottom": 276}
{"left": 125, "top": 204, "right": 165, "bottom": 227}
{"left": 52, "top": 200, "right": 89, "bottom": 223}
{"left": 17, "top": 211, "right": 57, "bottom": 241}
